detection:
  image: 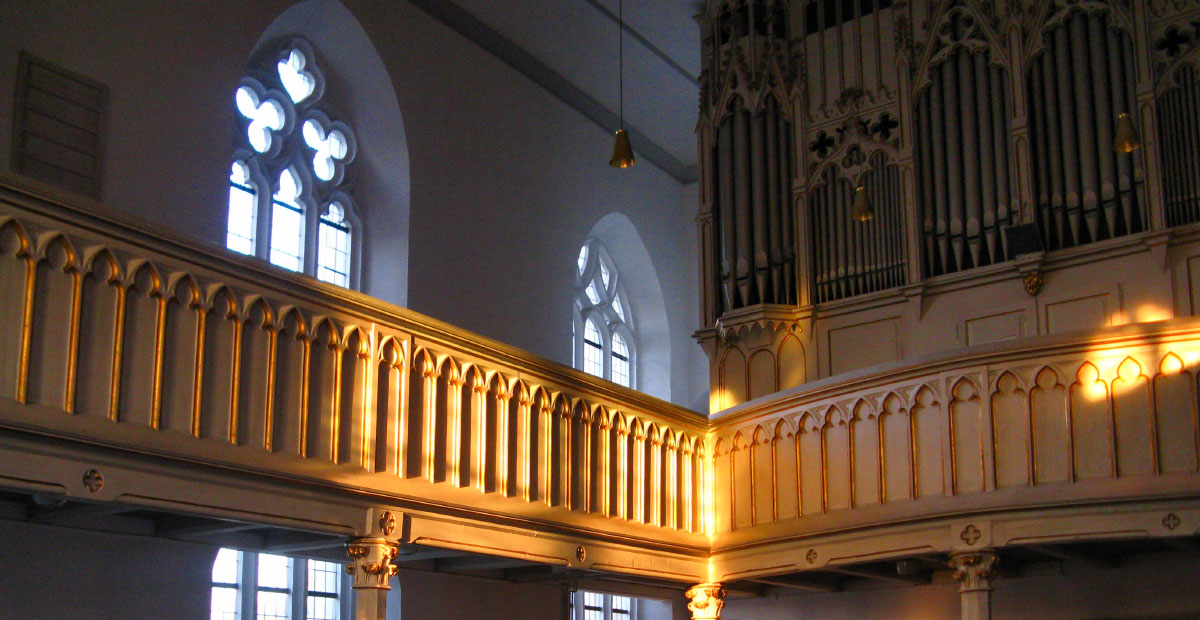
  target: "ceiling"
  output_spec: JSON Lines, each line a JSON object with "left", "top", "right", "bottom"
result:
{"left": 409, "top": 0, "right": 704, "bottom": 183}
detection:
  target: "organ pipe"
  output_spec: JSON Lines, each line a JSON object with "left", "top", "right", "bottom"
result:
{"left": 703, "top": 0, "right": 796, "bottom": 315}
{"left": 1157, "top": 64, "right": 1200, "bottom": 227}
{"left": 1027, "top": 8, "right": 1144, "bottom": 251}
{"left": 915, "top": 46, "right": 1014, "bottom": 277}
{"left": 809, "top": 152, "right": 904, "bottom": 303}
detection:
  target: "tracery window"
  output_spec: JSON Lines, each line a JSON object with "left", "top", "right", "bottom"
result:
{"left": 227, "top": 39, "right": 359, "bottom": 288}
{"left": 573, "top": 240, "right": 635, "bottom": 388}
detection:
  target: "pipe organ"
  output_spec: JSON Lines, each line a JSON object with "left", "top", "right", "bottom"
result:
{"left": 695, "top": 0, "right": 1200, "bottom": 412}
{"left": 701, "top": 2, "right": 798, "bottom": 317}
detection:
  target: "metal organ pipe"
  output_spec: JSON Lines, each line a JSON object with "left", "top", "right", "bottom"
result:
{"left": 710, "top": 91, "right": 796, "bottom": 312}
{"left": 764, "top": 96, "right": 782, "bottom": 302}
{"left": 716, "top": 115, "right": 735, "bottom": 312}
{"left": 750, "top": 104, "right": 768, "bottom": 301}
{"left": 916, "top": 44, "right": 1013, "bottom": 278}
{"left": 1158, "top": 65, "right": 1200, "bottom": 227}
{"left": 1028, "top": 8, "right": 1144, "bottom": 252}
{"left": 733, "top": 103, "right": 753, "bottom": 306}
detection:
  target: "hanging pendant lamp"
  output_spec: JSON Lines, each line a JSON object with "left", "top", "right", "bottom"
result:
{"left": 851, "top": 185, "right": 874, "bottom": 222}
{"left": 1113, "top": 112, "right": 1140, "bottom": 153}
{"left": 609, "top": 0, "right": 635, "bottom": 168}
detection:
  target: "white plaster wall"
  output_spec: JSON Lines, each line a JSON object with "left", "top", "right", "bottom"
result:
{"left": 0, "top": 520, "right": 217, "bottom": 620}
{"left": 0, "top": 0, "right": 707, "bottom": 409}
{"left": 723, "top": 553, "right": 1200, "bottom": 620}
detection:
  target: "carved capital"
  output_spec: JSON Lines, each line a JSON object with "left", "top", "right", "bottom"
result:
{"left": 345, "top": 537, "right": 399, "bottom": 589}
{"left": 949, "top": 551, "right": 999, "bottom": 593}
{"left": 685, "top": 582, "right": 726, "bottom": 620}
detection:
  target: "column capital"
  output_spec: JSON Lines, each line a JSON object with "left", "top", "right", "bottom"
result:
{"left": 345, "top": 537, "right": 399, "bottom": 590}
{"left": 949, "top": 550, "right": 999, "bottom": 593}
{"left": 685, "top": 582, "right": 727, "bottom": 620}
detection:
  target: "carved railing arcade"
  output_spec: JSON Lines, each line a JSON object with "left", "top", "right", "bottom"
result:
{"left": 0, "top": 177, "right": 709, "bottom": 584}
{"left": 709, "top": 317, "right": 1200, "bottom": 581}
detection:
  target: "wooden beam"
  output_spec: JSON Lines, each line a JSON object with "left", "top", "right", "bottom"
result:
{"left": 27, "top": 501, "right": 128, "bottom": 524}
{"left": 1160, "top": 538, "right": 1200, "bottom": 558}
{"left": 824, "top": 566, "right": 927, "bottom": 585}
{"left": 746, "top": 576, "right": 840, "bottom": 593}
{"left": 435, "top": 555, "right": 533, "bottom": 572}
{"left": 391, "top": 547, "right": 467, "bottom": 563}
{"left": 156, "top": 519, "right": 263, "bottom": 538}
{"left": 266, "top": 533, "right": 345, "bottom": 554}
{"left": 1027, "top": 545, "right": 1119, "bottom": 569}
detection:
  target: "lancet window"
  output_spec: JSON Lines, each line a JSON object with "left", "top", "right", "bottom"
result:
{"left": 226, "top": 39, "right": 360, "bottom": 288}
{"left": 573, "top": 240, "right": 635, "bottom": 388}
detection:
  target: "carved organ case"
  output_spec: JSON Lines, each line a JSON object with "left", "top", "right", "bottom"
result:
{"left": 697, "top": 0, "right": 1200, "bottom": 412}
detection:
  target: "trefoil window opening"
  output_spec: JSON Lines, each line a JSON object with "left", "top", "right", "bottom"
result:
{"left": 226, "top": 39, "right": 358, "bottom": 289}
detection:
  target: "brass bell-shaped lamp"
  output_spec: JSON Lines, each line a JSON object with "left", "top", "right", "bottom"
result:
{"left": 610, "top": 129, "right": 635, "bottom": 168}
{"left": 609, "top": 0, "right": 635, "bottom": 168}
{"left": 1113, "top": 112, "right": 1140, "bottom": 153}
{"left": 851, "top": 186, "right": 874, "bottom": 222}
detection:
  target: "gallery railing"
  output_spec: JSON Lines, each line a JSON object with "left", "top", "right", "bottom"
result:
{"left": 709, "top": 317, "right": 1200, "bottom": 545}
{"left": 0, "top": 177, "right": 707, "bottom": 545}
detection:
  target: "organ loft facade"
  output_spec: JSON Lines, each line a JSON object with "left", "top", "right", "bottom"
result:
{"left": 695, "top": 0, "right": 1200, "bottom": 410}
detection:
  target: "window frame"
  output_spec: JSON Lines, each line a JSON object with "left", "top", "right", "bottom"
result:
{"left": 570, "top": 590, "right": 639, "bottom": 620}
{"left": 210, "top": 548, "right": 352, "bottom": 620}
{"left": 226, "top": 37, "right": 361, "bottom": 290}
{"left": 573, "top": 240, "right": 636, "bottom": 388}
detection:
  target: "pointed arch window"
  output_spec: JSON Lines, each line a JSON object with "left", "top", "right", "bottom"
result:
{"left": 227, "top": 161, "right": 257, "bottom": 255}
{"left": 226, "top": 39, "right": 359, "bottom": 289}
{"left": 573, "top": 240, "right": 635, "bottom": 388}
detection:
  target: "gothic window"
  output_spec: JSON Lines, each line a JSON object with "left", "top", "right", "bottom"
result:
{"left": 1026, "top": 6, "right": 1144, "bottom": 251}
{"left": 210, "top": 547, "right": 347, "bottom": 620}
{"left": 226, "top": 39, "right": 360, "bottom": 288}
{"left": 573, "top": 240, "right": 635, "bottom": 388}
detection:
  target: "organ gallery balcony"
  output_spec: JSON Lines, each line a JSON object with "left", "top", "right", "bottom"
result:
{"left": 1, "top": 175, "right": 1198, "bottom": 601}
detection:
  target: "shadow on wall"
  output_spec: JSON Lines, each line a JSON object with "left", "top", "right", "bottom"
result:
{"left": 253, "top": 0, "right": 411, "bottom": 306}
{"left": 586, "top": 212, "right": 672, "bottom": 401}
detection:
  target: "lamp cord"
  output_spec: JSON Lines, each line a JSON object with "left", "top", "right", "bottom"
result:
{"left": 618, "top": 0, "right": 624, "bottom": 129}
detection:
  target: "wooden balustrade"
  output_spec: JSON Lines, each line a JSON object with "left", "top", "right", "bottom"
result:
{"left": 8, "top": 176, "right": 1200, "bottom": 571}
{"left": 0, "top": 178, "right": 706, "bottom": 538}
{"left": 710, "top": 321, "right": 1200, "bottom": 541}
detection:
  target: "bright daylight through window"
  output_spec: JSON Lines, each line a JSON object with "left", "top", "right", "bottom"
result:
{"left": 573, "top": 240, "right": 635, "bottom": 388}
{"left": 227, "top": 40, "right": 358, "bottom": 289}
{"left": 211, "top": 548, "right": 345, "bottom": 620}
